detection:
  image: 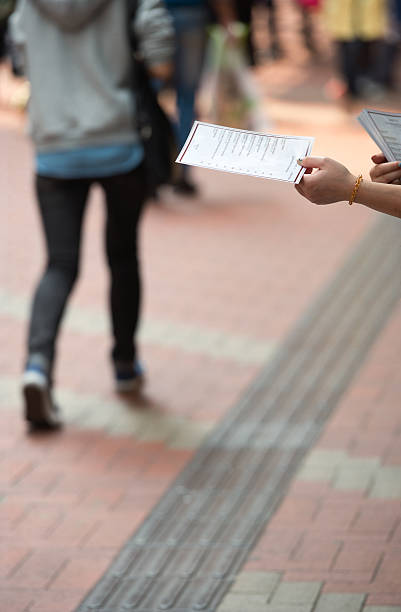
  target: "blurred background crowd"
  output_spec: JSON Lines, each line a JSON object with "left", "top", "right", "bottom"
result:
{"left": 2, "top": 3, "right": 400, "bottom": 95}
{"left": 1, "top": 0, "right": 400, "bottom": 218}
{"left": 1, "top": 1, "right": 400, "bottom": 205}
{"left": 1, "top": 1, "right": 400, "bottom": 141}
{"left": 5, "top": 1, "right": 400, "bottom": 193}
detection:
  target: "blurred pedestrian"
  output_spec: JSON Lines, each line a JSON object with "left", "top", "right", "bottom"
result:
{"left": 9, "top": 0, "right": 174, "bottom": 430}
{"left": 0, "top": 17, "right": 8, "bottom": 63}
{"left": 380, "top": 0, "right": 401, "bottom": 91}
{"left": 242, "top": 0, "right": 284, "bottom": 63}
{"left": 0, "top": 0, "right": 30, "bottom": 111}
{"left": 293, "top": 0, "right": 320, "bottom": 56}
{"left": 257, "top": 0, "right": 320, "bottom": 63}
{"left": 296, "top": 154, "right": 401, "bottom": 218}
{"left": 322, "top": 0, "right": 389, "bottom": 100}
{"left": 0, "top": 0, "right": 14, "bottom": 61}
{"left": 264, "top": 0, "right": 284, "bottom": 59}
{"left": 233, "top": 0, "right": 260, "bottom": 65}
{"left": 165, "top": 0, "right": 237, "bottom": 196}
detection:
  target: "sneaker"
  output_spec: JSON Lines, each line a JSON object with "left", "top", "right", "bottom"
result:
{"left": 114, "top": 360, "right": 145, "bottom": 393}
{"left": 22, "top": 367, "right": 62, "bottom": 430}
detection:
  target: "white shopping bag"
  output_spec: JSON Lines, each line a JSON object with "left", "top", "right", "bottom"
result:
{"left": 199, "top": 23, "right": 272, "bottom": 132}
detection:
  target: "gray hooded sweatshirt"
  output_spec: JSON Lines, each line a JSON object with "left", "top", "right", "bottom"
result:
{"left": 10, "top": 0, "right": 174, "bottom": 152}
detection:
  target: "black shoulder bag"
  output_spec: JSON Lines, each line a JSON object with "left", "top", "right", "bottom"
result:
{"left": 126, "top": 0, "right": 177, "bottom": 194}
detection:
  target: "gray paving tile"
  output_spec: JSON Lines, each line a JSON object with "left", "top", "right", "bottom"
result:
{"left": 265, "top": 606, "right": 313, "bottom": 612}
{"left": 270, "top": 581, "right": 322, "bottom": 605}
{"left": 217, "top": 593, "right": 268, "bottom": 611}
{"left": 315, "top": 593, "right": 366, "bottom": 612}
{"left": 231, "top": 571, "right": 280, "bottom": 595}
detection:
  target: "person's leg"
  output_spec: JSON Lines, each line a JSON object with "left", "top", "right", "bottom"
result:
{"left": 169, "top": 5, "right": 208, "bottom": 191}
{"left": 337, "top": 39, "right": 361, "bottom": 98}
{"left": 235, "top": 0, "right": 256, "bottom": 65}
{"left": 24, "top": 175, "right": 90, "bottom": 427}
{"left": 366, "top": 39, "right": 393, "bottom": 89}
{"left": 299, "top": 5, "right": 317, "bottom": 55}
{"left": 27, "top": 176, "right": 90, "bottom": 374}
{"left": 265, "top": 0, "right": 284, "bottom": 59}
{"left": 100, "top": 165, "right": 147, "bottom": 389}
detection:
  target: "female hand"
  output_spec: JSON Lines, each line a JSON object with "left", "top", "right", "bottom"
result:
{"left": 296, "top": 157, "right": 355, "bottom": 205}
{"left": 370, "top": 153, "right": 401, "bottom": 185}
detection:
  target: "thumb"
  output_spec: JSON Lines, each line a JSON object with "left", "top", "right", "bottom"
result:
{"left": 297, "top": 156, "right": 326, "bottom": 170}
{"left": 371, "top": 153, "right": 387, "bottom": 164}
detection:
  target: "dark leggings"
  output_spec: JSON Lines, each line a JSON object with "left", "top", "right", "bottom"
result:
{"left": 337, "top": 39, "right": 388, "bottom": 96}
{"left": 27, "top": 165, "right": 147, "bottom": 376}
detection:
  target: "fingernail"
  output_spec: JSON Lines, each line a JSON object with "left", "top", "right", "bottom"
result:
{"left": 297, "top": 158, "right": 304, "bottom": 165}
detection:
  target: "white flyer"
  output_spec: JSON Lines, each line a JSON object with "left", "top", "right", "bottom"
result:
{"left": 357, "top": 109, "right": 401, "bottom": 162}
{"left": 176, "top": 121, "right": 314, "bottom": 184}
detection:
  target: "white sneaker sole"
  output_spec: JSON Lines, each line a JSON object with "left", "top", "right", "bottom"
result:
{"left": 115, "top": 375, "right": 144, "bottom": 393}
{"left": 22, "top": 371, "right": 61, "bottom": 428}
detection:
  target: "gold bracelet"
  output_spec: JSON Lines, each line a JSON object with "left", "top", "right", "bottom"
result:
{"left": 349, "top": 174, "right": 363, "bottom": 205}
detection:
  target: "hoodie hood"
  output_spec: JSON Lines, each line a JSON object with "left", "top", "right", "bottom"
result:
{"left": 32, "top": 0, "right": 113, "bottom": 31}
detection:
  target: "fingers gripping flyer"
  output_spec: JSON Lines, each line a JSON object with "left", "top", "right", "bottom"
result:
{"left": 176, "top": 121, "right": 314, "bottom": 184}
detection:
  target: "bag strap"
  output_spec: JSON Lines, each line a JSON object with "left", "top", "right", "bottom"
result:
{"left": 126, "top": 0, "right": 139, "bottom": 54}
{"left": 125, "top": 0, "right": 159, "bottom": 139}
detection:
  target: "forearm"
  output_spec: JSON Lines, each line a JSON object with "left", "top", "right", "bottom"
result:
{"left": 147, "top": 62, "right": 172, "bottom": 80}
{"left": 135, "top": 0, "right": 175, "bottom": 66}
{"left": 297, "top": 157, "right": 401, "bottom": 220}
{"left": 354, "top": 179, "right": 401, "bottom": 219}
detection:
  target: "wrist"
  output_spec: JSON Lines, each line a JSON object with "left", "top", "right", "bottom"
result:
{"left": 345, "top": 173, "right": 357, "bottom": 196}
{"left": 348, "top": 173, "right": 363, "bottom": 206}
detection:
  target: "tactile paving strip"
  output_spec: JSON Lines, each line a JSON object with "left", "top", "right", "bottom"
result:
{"left": 75, "top": 217, "right": 401, "bottom": 612}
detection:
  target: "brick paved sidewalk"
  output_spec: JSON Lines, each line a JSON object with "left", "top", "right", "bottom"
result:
{"left": 219, "top": 299, "right": 401, "bottom": 612}
{"left": 2, "top": 13, "right": 401, "bottom": 609}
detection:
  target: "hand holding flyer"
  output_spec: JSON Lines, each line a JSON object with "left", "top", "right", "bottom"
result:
{"left": 176, "top": 121, "right": 314, "bottom": 184}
